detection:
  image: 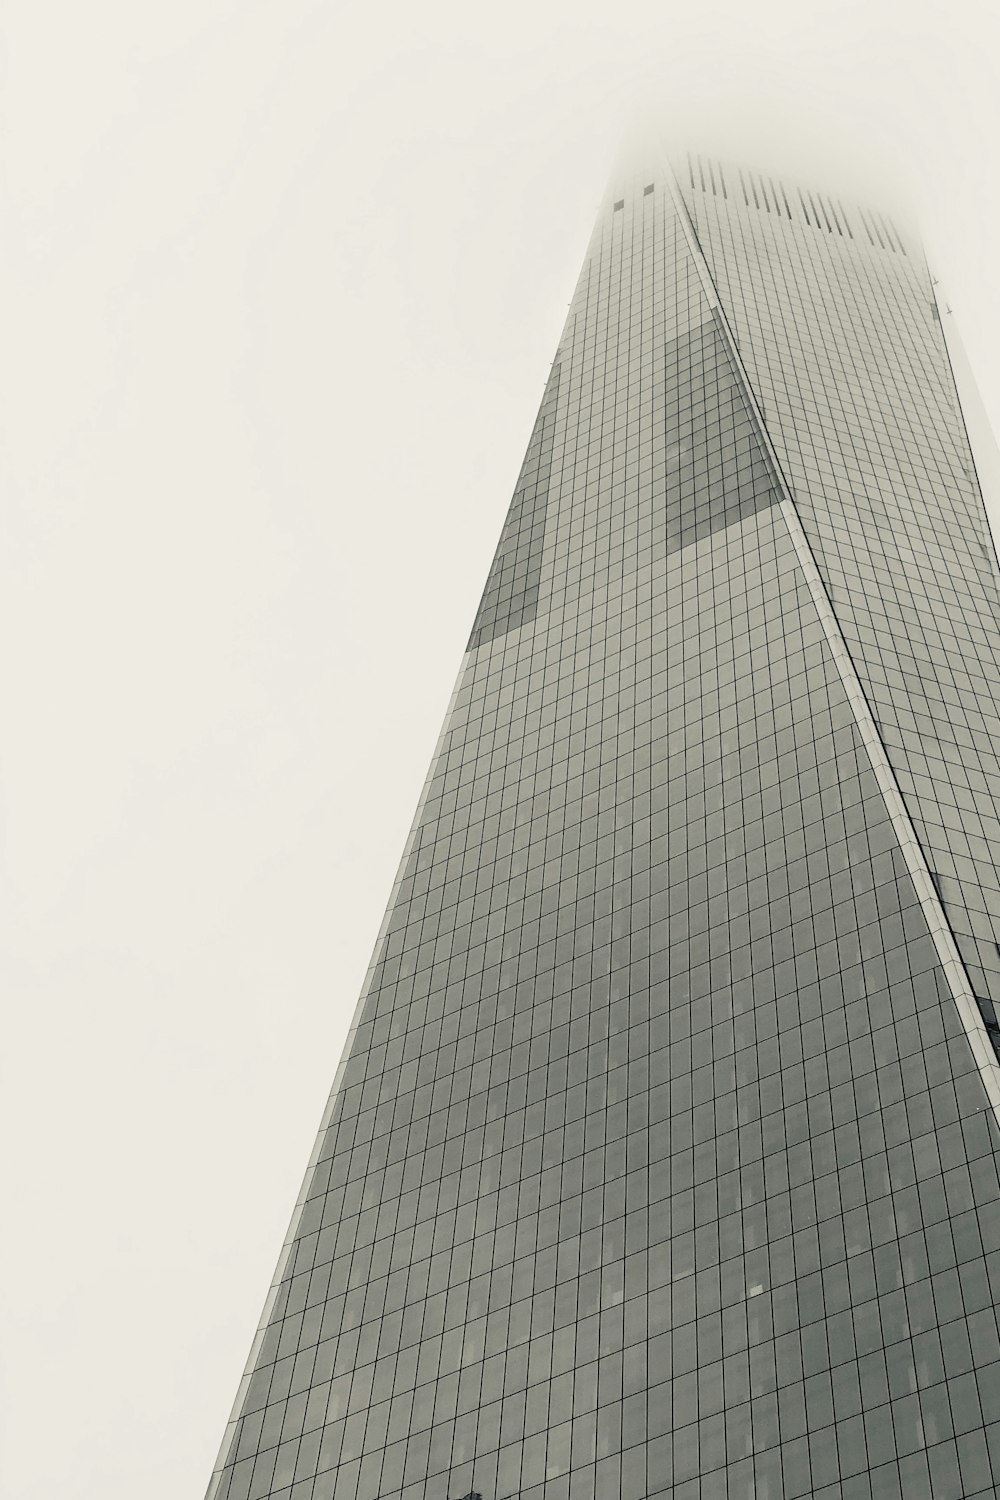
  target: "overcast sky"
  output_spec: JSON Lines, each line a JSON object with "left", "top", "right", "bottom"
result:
{"left": 3, "top": 3, "right": 1000, "bottom": 1497}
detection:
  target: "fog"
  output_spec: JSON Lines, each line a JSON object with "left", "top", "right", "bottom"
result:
{"left": 3, "top": 2, "right": 1000, "bottom": 1496}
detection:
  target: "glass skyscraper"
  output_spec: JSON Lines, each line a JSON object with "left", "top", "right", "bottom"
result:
{"left": 207, "top": 148, "right": 1000, "bottom": 1500}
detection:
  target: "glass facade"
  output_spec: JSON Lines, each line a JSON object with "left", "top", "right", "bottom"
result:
{"left": 206, "top": 151, "right": 1000, "bottom": 1500}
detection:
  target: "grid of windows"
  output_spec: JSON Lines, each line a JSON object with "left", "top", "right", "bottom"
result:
{"left": 207, "top": 159, "right": 1000, "bottom": 1500}
{"left": 680, "top": 167, "right": 1000, "bottom": 1041}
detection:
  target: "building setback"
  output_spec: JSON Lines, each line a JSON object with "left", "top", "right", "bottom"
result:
{"left": 207, "top": 149, "right": 1000, "bottom": 1500}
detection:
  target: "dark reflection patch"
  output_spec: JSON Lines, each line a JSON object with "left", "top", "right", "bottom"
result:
{"left": 468, "top": 362, "right": 561, "bottom": 650}
{"left": 659, "top": 315, "right": 779, "bottom": 556}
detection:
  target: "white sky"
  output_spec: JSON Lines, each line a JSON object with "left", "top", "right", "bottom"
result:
{"left": 3, "top": 3, "right": 1000, "bottom": 1497}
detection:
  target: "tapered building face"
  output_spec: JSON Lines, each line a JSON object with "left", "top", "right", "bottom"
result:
{"left": 208, "top": 151, "right": 1000, "bottom": 1500}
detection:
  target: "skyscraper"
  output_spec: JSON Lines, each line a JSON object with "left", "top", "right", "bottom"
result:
{"left": 207, "top": 147, "right": 1000, "bottom": 1500}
